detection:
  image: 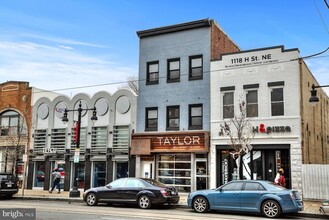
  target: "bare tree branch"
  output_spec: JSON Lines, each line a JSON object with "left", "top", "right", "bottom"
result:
{"left": 220, "top": 100, "right": 255, "bottom": 179}
{"left": 118, "top": 75, "right": 139, "bottom": 95}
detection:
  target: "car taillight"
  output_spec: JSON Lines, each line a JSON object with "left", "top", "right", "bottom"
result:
{"left": 160, "top": 188, "right": 169, "bottom": 197}
{"left": 290, "top": 192, "right": 295, "bottom": 200}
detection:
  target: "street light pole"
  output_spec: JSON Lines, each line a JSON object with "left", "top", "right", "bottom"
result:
{"left": 62, "top": 101, "right": 97, "bottom": 198}
{"left": 309, "top": 84, "right": 329, "bottom": 106}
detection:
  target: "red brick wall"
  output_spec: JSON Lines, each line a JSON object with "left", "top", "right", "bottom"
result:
{"left": 0, "top": 81, "right": 32, "bottom": 149}
{"left": 211, "top": 23, "right": 240, "bottom": 61}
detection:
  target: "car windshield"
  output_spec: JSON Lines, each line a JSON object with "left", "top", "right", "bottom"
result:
{"left": 143, "top": 179, "right": 167, "bottom": 187}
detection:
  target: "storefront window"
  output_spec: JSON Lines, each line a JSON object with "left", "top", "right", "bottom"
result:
{"left": 220, "top": 149, "right": 289, "bottom": 187}
{"left": 93, "top": 161, "right": 106, "bottom": 187}
{"left": 242, "top": 153, "right": 252, "bottom": 180}
{"left": 196, "top": 161, "right": 207, "bottom": 190}
{"left": 158, "top": 154, "right": 191, "bottom": 192}
{"left": 34, "top": 162, "right": 45, "bottom": 187}
{"left": 252, "top": 151, "right": 263, "bottom": 180}
{"left": 76, "top": 162, "right": 85, "bottom": 188}
{"left": 221, "top": 150, "right": 237, "bottom": 185}
{"left": 51, "top": 161, "right": 65, "bottom": 189}
{"left": 116, "top": 162, "right": 128, "bottom": 179}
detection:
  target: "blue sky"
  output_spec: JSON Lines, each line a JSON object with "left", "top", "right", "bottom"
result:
{"left": 0, "top": 0, "right": 328, "bottom": 96}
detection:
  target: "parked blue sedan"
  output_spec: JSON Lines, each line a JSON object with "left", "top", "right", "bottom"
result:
{"left": 187, "top": 180, "right": 303, "bottom": 218}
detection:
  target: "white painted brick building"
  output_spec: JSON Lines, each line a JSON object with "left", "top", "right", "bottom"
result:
{"left": 210, "top": 46, "right": 303, "bottom": 191}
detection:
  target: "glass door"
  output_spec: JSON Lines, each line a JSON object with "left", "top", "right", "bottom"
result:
{"left": 195, "top": 159, "right": 207, "bottom": 190}
{"left": 51, "top": 161, "right": 65, "bottom": 190}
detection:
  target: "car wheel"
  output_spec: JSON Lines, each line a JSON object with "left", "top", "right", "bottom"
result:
{"left": 86, "top": 192, "right": 98, "bottom": 206}
{"left": 138, "top": 195, "right": 152, "bottom": 209}
{"left": 262, "top": 200, "right": 281, "bottom": 218}
{"left": 193, "top": 196, "right": 209, "bottom": 213}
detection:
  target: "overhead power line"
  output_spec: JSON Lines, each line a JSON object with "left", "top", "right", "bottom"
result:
{"left": 313, "top": 0, "right": 329, "bottom": 35}
{"left": 324, "top": 0, "right": 329, "bottom": 9}
{"left": 0, "top": 53, "right": 325, "bottom": 97}
{"left": 1, "top": 49, "right": 328, "bottom": 98}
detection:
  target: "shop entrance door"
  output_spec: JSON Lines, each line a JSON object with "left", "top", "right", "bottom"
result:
{"left": 195, "top": 159, "right": 207, "bottom": 190}
{"left": 264, "top": 149, "right": 290, "bottom": 188}
{"left": 115, "top": 161, "right": 128, "bottom": 179}
{"left": 141, "top": 161, "right": 154, "bottom": 179}
{"left": 51, "top": 161, "right": 65, "bottom": 190}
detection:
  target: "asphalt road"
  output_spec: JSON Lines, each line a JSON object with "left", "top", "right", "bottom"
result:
{"left": 0, "top": 199, "right": 315, "bottom": 220}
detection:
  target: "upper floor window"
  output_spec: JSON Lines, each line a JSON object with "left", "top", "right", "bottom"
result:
{"left": 167, "top": 106, "right": 180, "bottom": 130}
{"left": 246, "top": 90, "right": 258, "bottom": 117}
{"left": 271, "top": 87, "right": 284, "bottom": 116}
{"left": 145, "top": 107, "right": 158, "bottom": 131}
{"left": 223, "top": 92, "right": 234, "bottom": 119}
{"left": 0, "top": 110, "right": 27, "bottom": 136}
{"left": 167, "top": 58, "right": 180, "bottom": 83}
{"left": 189, "top": 55, "right": 203, "bottom": 80}
{"left": 146, "top": 61, "right": 159, "bottom": 85}
{"left": 189, "top": 104, "right": 202, "bottom": 130}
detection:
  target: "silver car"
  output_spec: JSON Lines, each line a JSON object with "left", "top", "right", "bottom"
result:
{"left": 319, "top": 200, "right": 329, "bottom": 215}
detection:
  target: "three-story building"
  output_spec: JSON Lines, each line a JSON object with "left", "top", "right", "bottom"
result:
{"left": 131, "top": 18, "right": 239, "bottom": 192}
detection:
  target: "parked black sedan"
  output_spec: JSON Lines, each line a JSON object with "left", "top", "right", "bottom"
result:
{"left": 83, "top": 177, "right": 180, "bottom": 209}
{"left": 0, "top": 172, "right": 19, "bottom": 199}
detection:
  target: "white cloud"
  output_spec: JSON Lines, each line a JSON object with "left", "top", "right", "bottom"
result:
{"left": 21, "top": 33, "right": 105, "bottom": 48}
{"left": 0, "top": 39, "right": 137, "bottom": 97}
{"left": 58, "top": 45, "right": 73, "bottom": 50}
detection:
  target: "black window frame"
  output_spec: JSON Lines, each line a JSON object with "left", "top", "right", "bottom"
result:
{"left": 189, "top": 55, "right": 203, "bottom": 80}
{"left": 145, "top": 107, "right": 158, "bottom": 131}
{"left": 222, "top": 91, "right": 234, "bottom": 119}
{"left": 0, "top": 110, "right": 26, "bottom": 136}
{"left": 166, "top": 105, "right": 180, "bottom": 131}
{"left": 146, "top": 61, "right": 159, "bottom": 85}
{"left": 246, "top": 90, "right": 258, "bottom": 118}
{"left": 270, "top": 87, "right": 284, "bottom": 116}
{"left": 189, "top": 104, "right": 203, "bottom": 130}
{"left": 167, "top": 58, "right": 180, "bottom": 83}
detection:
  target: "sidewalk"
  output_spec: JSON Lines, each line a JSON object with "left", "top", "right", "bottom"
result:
{"left": 14, "top": 189, "right": 326, "bottom": 218}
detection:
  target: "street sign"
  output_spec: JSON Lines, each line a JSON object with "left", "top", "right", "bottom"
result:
{"left": 74, "top": 149, "right": 80, "bottom": 163}
{"left": 74, "top": 155, "right": 80, "bottom": 163}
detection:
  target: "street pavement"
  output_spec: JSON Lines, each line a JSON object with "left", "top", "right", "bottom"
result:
{"left": 13, "top": 189, "right": 327, "bottom": 218}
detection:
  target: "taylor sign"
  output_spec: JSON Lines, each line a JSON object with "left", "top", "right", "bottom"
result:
{"left": 156, "top": 136, "right": 200, "bottom": 145}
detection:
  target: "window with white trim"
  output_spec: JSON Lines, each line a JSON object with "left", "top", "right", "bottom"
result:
{"left": 167, "top": 58, "right": 180, "bottom": 83}
{"left": 189, "top": 55, "right": 203, "bottom": 80}
{"left": 246, "top": 90, "right": 258, "bottom": 117}
{"left": 145, "top": 107, "right": 158, "bottom": 131}
{"left": 167, "top": 106, "right": 180, "bottom": 130}
{"left": 271, "top": 87, "right": 284, "bottom": 116}
{"left": 189, "top": 104, "right": 202, "bottom": 130}
{"left": 223, "top": 92, "right": 234, "bottom": 119}
{"left": 146, "top": 61, "right": 159, "bottom": 85}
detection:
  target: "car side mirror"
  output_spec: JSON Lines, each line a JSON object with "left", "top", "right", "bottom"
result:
{"left": 106, "top": 185, "right": 111, "bottom": 189}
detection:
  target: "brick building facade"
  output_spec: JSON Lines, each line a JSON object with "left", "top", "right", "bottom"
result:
{"left": 132, "top": 18, "right": 240, "bottom": 192}
{"left": 0, "top": 81, "right": 32, "bottom": 182}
